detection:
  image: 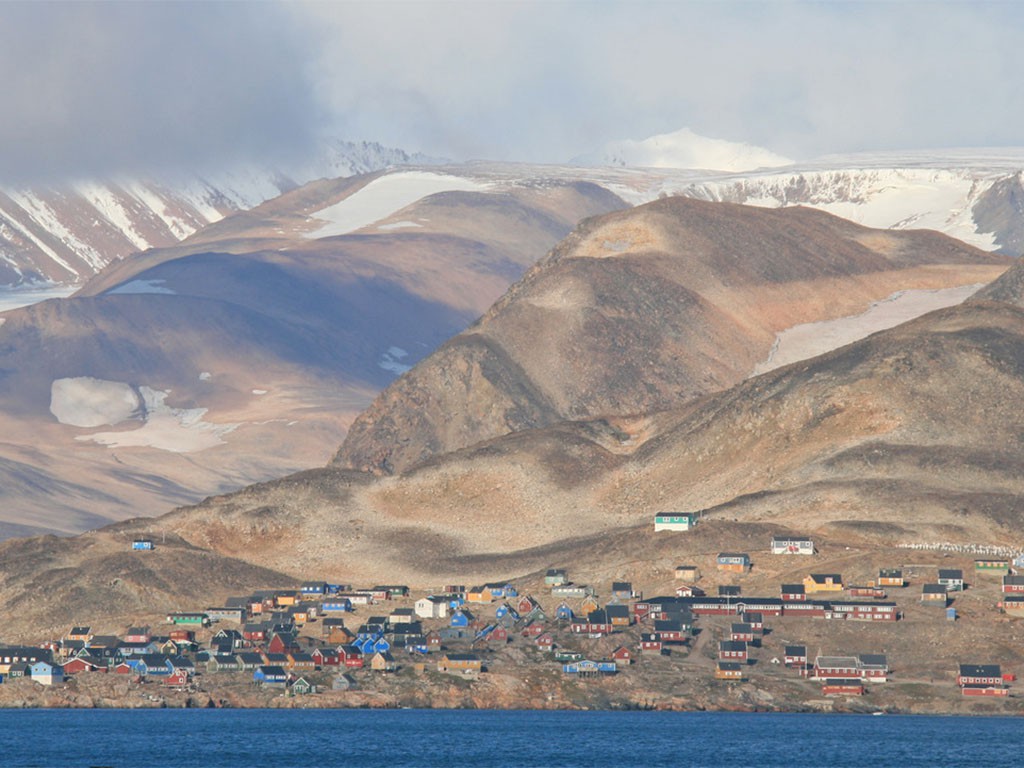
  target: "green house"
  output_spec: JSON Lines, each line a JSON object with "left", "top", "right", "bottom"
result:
{"left": 654, "top": 512, "right": 698, "bottom": 532}
{"left": 166, "top": 613, "right": 210, "bottom": 627}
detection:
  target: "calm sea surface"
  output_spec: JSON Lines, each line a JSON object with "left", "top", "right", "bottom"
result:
{"left": 1, "top": 709, "right": 1021, "bottom": 767}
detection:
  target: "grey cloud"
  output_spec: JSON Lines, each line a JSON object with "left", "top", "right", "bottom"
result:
{"left": 0, "top": 2, "right": 320, "bottom": 184}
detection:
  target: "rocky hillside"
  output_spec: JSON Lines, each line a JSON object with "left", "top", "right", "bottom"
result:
{"left": 0, "top": 172, "right": 624, "bottom": 536}
{"left": 335, "top": 197, "right": 1011, "bottom": 474}
{"left": 3, "top": 251, "right": 1024, "bottom": 638}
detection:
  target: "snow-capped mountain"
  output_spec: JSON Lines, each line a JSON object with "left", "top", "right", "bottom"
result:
{"left": 0, "top": 140, "right": 434, "bottom": 287}
{"left": 571, "top": 127, "right": 793, "bottom": 172}
{"left": 581, "top": 149, "right": 1024, "bottom": 255}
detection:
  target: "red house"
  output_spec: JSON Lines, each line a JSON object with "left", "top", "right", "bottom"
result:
{"left": 640, "top": 633, "right": 663, "bottom": 653}
{"left": 1002, "top": 575, "right": 1024, "bottom": 593}
{"left": 784, "top": 645, "right": 807, "bottom": 668}
{"left": 957, "top": 664, "right": 1004, "bottom": 687}
{"left": 164, "top": 669, "right": 190, "bottom": 687}
{"left": 719, "top": 641, "right": 748, "bottom": 661}
{"left": 312, "top": 648, "right": 340, "bottom": 667}
{"left": 535, "top": 634, "right": 554, "bottom": 652}
{"left": 822, "top": 680, "right": 864, "bottom": 696}
{"left": 62, "top": 657, "right": 102, "bottom": 675}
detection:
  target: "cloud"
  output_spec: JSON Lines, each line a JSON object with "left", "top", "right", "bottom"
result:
{"left": 0, "top": 2, "right": 321, "bottom": 183}
{"left": 2, "top": 1, "right": 1023, "bottom": 184}
{"left": 293, "top": 1, "right": 1024, "bottom": 163}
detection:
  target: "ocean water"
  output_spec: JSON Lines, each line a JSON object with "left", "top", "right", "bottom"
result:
{"left": 2, "top": 709, "right": 1022, "bottom": 767}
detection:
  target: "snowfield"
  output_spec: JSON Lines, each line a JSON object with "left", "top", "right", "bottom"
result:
{"left": 306, "top": 172, "right": 491, "bottom": 239}
{"left": 751, "top": 284, "right": 986, "bottom": 376}
{"left": 50, "top": 377, "right": 237, "bottom": 452}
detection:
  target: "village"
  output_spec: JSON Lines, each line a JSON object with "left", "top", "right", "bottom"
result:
{"left": 1, "top": 515, "right": 1023, "bottom": 711}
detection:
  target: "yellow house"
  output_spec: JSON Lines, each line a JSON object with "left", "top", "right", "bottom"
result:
{"left": 466, "top": 586, "right": 494, "bottom": 603}
{"left": 580, "top": 596, "right": 600, "bottom": 616}
{"left": 276, "top": 594, "right": 298, "bottom": 607}
{"left": 803, "top": 574, "right": 844, "bottom": 594}
{"left": 877, "top": 569, "right": 904, "bottom": 587}
{"left": 370, "top": 652, "right": 396, "bottom": 672}
{"left": 438, "top": 653, "right": 483, "bottom": 675}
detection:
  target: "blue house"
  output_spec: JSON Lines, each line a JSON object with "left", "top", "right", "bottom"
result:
{"left": 131, "top": 538, "right": 154, "bottom": 551}
{"left": 555, "top": 602, "right": 574, "bottom": 621}
{"left": 254, "top": 665, "right": 288, "bottom": 686}
{"left": 321, "top": 599, "right": 353, "bottom": 613}
{"left": 563, "top": 660, "right": 617, "bottom": 675}
{"left": 301, "top": 582, "right": 328, "bottom": 598}
{"left": 136, "top": 654, "right": 174, "bottom": 677}
{"left": 450, "top": 609, "right": 472, "bottom": 628}
{"left": 29, "top": 661, "right": 63, "bottom": 685}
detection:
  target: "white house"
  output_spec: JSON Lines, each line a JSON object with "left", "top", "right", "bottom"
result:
{"left": 771, "top": 535, "right": 814, "bottom": 555}
{"left": 414, "top": 596, "right": 449, "bottom": 619}
{"left": 654, "top": 512, "right": 698, "bottom": 532}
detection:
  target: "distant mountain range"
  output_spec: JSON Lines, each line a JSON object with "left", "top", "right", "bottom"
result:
{"left": 0, "top": 140, "right": 436, "bottom": 286}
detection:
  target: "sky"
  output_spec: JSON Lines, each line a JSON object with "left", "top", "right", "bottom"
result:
{"left": 1, "top": 0, "right": 1022, "bottom": 183}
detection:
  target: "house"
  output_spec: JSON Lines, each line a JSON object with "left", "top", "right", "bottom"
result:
{"left": 300, "top": 582, "right": 328, "bottom": 599}
{"left": 822, "top": 679, "right": 864, "bottom": 696}
{"left": 311, "top": 648, "right": 340, "bottom": 667}
{"left": 571, "top": 610, "right": 612, "bottom": 638}
{"left": 606, "top": 604, "right": 631, "bottom": 627}
{"left": 289, "top": 677, "right": 316, "bottom": 695}
{"left": 286, "top": 652, "right": 316, "bottom": 672}
{"left": 205, "top": 607, "right": 246, "bottom": 623}
{"left": 339, "top": 646, "right": 364, "bottom": 669}
{"left": 730, "top": 623, "right": 756, "bottom": 644}
{"left": 718, "top": 585, "right": 741, "bottom": 597}
{"left": 545, "top": 569, "right": 568, "bottom": 587}
{"left": 555, "top": 602, "right": 574, "bottom": 621}
{"left": 389, "top": 608, "right": 416, "bottom": 625}
{"left": 466, "top": 586, "right": 494, "bottom": 604}
{"left": 132, "top": 538, "right": 154, "bottom": 551}
{"left": 62, "top": 656, "right": 103, "bottom": 675}
{"left": 550, "top": 584, "right": 596, "bottom": 600}
{"left": 0, "top": 647, "right": 51, "bottom": 675}
{"left": 123, "top": 627, "right": 151, "bottom": 644}
{"left": 320, "top": 598, "right": 353, "bottom": 613}
{"left": 611, "top": 646, "right": 633, "bottom": 665}
{"left": 235, "top": 653, "right": 263, "bottom": 671}
{"left": 715, "top": 661, "right": 743, "bottom": 681}
{"left": 563, "top": 660, "right": 616, "bottom": 676}
{"left": 332, "top": 674, "right": 358, "bottom": 691}
{"left": 535, "top": 634, "right": 555, "bottom": 652}
{"left": 849, "top": 586, "right": 886, "bottom": 599}
{"left": 957, "top": 664, "right": 1004, "bottom": 687}
{"left": 858, "top": 654, "right": 889, "bottom": 681}
{"left": 370, "top": 652, "right": 397, "bottom": 672}
{"left": 207, "top": 655, "right": 240, "bottom": 673}
{"left": 516, "top": 595, "right": 540, "bottom": 615}
{"left": 719, "top": 641, "right": 748, "bottom": 662}
{"left": 771, "top": 535, "right": 814, "bottom": 555}
{"left": 784, "top": 645, "right": 807, "bottom": 668}
{"left": 974, "top": 559, "right": 1010, "bottom": 575}
{"left": 654, "top": 512, "right": 698, "bottom": 531}
{"left": 136, "top": 654, "right": 174, "bottom": 677}
{"left": 717, "top": 553, "right": 750, "bottom": 573}
{"left": 1002, "top": 575, "right": 1024, "bottom": 594}
{"left": 438, "top": 653, "right": 482, "bottom": 675}
{"left": 450, "top": 609, "right": 472, "bottom": 628}
{"left": 781, "top": 584, "right": 806, "bottom": 602}
{"left": 66, "top": 627, "right": 92, "bottom": 643}
{"left": 877, "top": 569, "right": 904, "bottom": 587}
{"left": 675, "top": 565, "right": 700, "bottom": 582}
{"left": 938, "top": 569, "right": 965, "bottom": 592}
{"left": 921, "top": 583, "right": 948, "bottom": 605}
{"left": 812, "top": 656, "right": 860, "bottom": 680}
{"left": 253, "top": 665, "right": 289, "bottom": 687}
{"left": 654, "top": 619, "right": 688, "bottom": 643}
{"left": 803, "top": 574, "right": 843, "bottom": 593}
{"left": 1002, "top": 595, "right": 1024, "bottom": 617}
{"left": 610, "top": 582, "right": 633, "bottom": 600}
{"left": 164, "top": 669, "right": 190, "bottom": 688}
{"left": 640, "top": 634, "right": 663, "bottom": 653}
{"left": 580, "top": 595, "right": 600, "bottom": 617}
{"left": 740, "top": 612, "right": 764, "bottom": 631}
{"left": 29, "top": 661, "right": 63, "bottom": 686}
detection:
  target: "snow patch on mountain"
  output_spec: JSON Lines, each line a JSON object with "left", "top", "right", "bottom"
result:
{"left": 50, "top": 377, "right": 141, "bottom": 428}
{"left": 752, "top": 283, "right": 986, "bottom": 376}
{"left": 108, "top": 279, "right": 176, "bottom": 295}
{"left": 573, "top": 128, "right": 793, "bottom": 172}
{"left": 306, "top": 172, "right": 490, "bottom": 239}
{"left": 379, "top": 346, "right": 412, "bottom": 375}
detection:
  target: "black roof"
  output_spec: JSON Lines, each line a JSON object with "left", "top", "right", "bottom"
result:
{"left": 858, "top": 654, "right": 888, "bottom": 667}
{"left": 922, "top": 583, "right": 947, "bottom": 594}
{"left": 718, "top": 586, "right": 741, "bottom": 596}
{"left": 785, "top": 645, "right": 806, "bottom": 656}
{"left": 959, "top": 663, "right": 1002, "bottom": 677}
{"left": 605, "top": 605, "right": 630, "bottom": 618}
{"left": 781, "top": 584, "right": 805, "bottom": 593}
{"left": 719, "top": 641, "right": 747, "bottom": 652}
{"left": 938, "top": 569, "right": 963, "bottom": 580}
{"left": 717, "top": 661, "right": 742, "bottom": 671}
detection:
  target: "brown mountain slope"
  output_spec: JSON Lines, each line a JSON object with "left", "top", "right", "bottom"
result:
{"left": 0, "top": 175, "right": 624, "bottom": 535}
{"left": 3, "top": 237, "right": 1024, "bottom": 634}
{"left": 334, "top": 197, "right": 1011, "bottom": 474}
